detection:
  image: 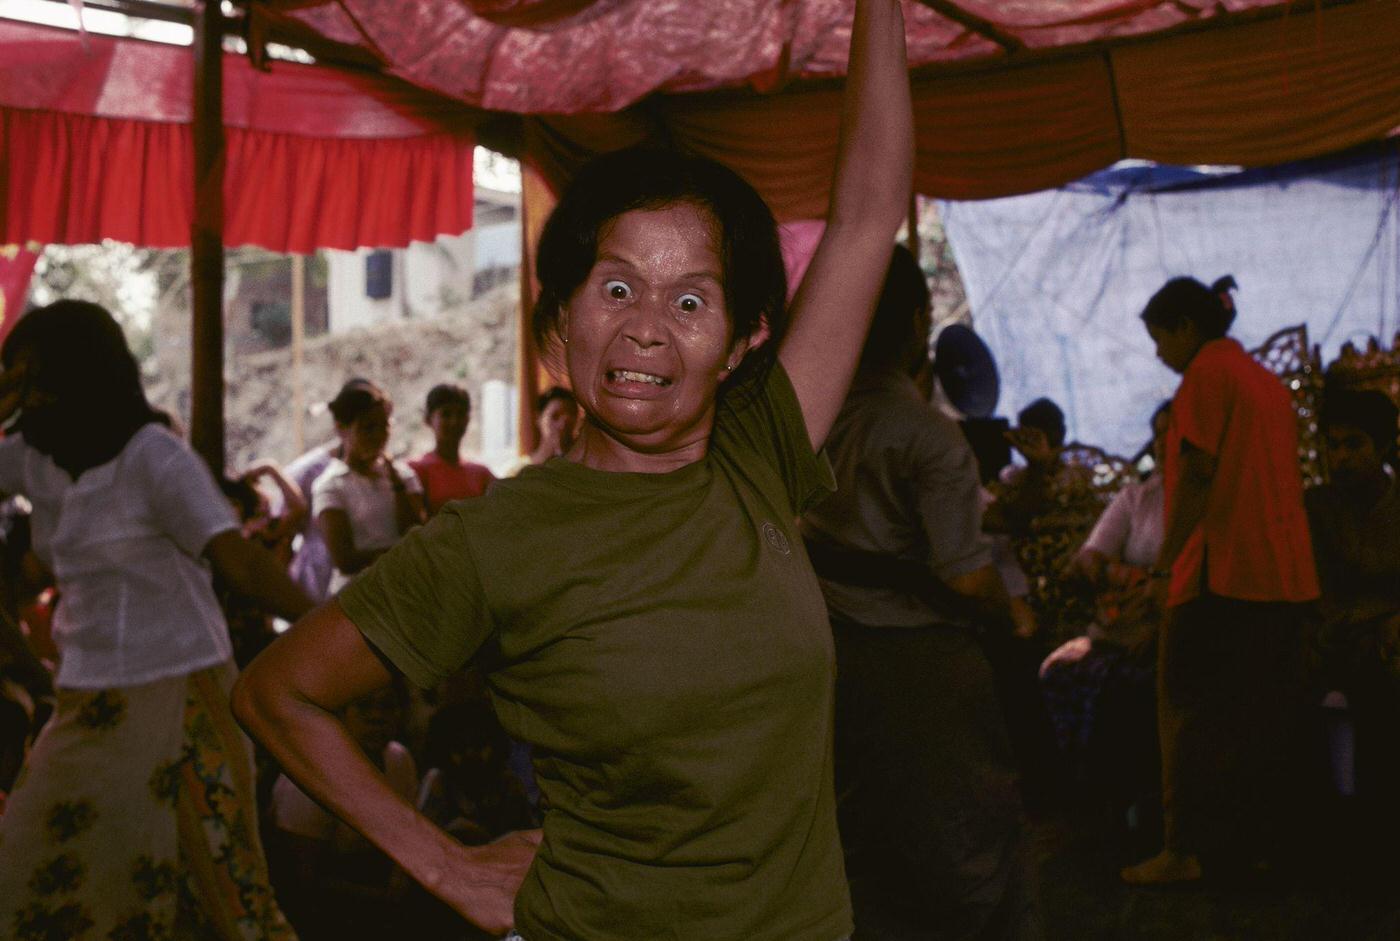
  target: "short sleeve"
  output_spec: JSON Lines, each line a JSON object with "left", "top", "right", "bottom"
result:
{"left": 712, "top": 362, "right": 836, "bottom": 516}
{"left": 1173, "top": 350, "right": 1232, "bottom": 458}
{"left": 144, "top": 432, "right": 239, "bottom": 557}
{"left": 1083, "top": 485, "right": 1136, "bottom": 559}
{"left": 0, "top": 435, "right": 26, "bottom": 496}
{"left": 914, "top": 416, "right": 993, "bottom": 580}
{"left": 337, "top": 507, "right": 494, "bottom": 690}
{"left": 312, "top": 468, "right": 347, "bottom": 516}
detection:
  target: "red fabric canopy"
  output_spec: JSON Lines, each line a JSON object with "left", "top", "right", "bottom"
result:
{"left": 258, "top": 0, "right": 1279, "bottom": 113}
{"left": 253, "top": 0, "right": 1400, "bottom": 215}
{"left": 0, "top": 20, "right": 476, "bottom": 251}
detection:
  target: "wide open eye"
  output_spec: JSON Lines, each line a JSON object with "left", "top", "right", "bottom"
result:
{"left": 677, "top": 293, "right": 704, "bottom": 314}
{"left": 604, "top": 280, "right": 633, "bottom": 301}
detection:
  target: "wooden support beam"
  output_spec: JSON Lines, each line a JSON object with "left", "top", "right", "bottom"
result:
{"left": 291, "top": 253, "right": 306, "bottom": 456}
{"left": 515, "top": 162, "right": 558, "bottom": 457}
{"left": 190, "top": 0, "right": 225, "bottom": 475}
{"left": 914, "top": 1, "right": 1024, "bottom": 53}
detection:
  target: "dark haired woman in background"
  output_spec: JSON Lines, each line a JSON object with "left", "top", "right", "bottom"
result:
{"left": 313, "top": 382, "right": 426, "bottom": 595}
{"left": 233, "top": 1, "right": 912, "bottom": 937}
{"left": 0, "top": 300, "right": 311, "bottom": 938}
{"left": 1122, "top": 277, "right": 1318, "bottom": 885}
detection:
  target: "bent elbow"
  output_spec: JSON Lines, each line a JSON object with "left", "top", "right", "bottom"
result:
{"left": 230, "top": 667, "right": 277, "bottom": 744}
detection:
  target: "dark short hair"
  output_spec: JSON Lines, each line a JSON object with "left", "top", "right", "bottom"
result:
{"left": 328, "top": 379, "right": 387, "bottom": 426}
{"left": 1018, "top": 397, "right": 1067, "bottom": 448}
{"left": 536, "top": 385, "right": 576, "bottom": 413}
{"left": 425, "top": 383, "right": 470, "bottom": 416}
{"left": 859, "top": 244, "right": 930, "bottom": 374}
{"left": 1140, "top": 276, "right": 1237, "bottom": 339}
{"left": 1321, "top": 388, "right": 1398, "bottom": 464}
{"left": 1, "top": 299, "right": 160, "bottom": 469}
{"left": 532, "top": 147, "right": 787, "bottom": 389}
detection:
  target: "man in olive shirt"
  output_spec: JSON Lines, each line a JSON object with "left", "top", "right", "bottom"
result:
{"left": 802, "top": 246, "right": 1040, "bottom": 940}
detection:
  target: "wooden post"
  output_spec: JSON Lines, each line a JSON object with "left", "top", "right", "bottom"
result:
{"left": 291, "top": 253, "right": 306, "bottom": 455}
{"left": 190, "top": 0, "right": 225, "bottom": 474}
{"left": 516, "top": 161, "right": 557, "bottom": 456}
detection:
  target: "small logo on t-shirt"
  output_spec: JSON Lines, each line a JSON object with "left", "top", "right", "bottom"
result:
{"left": 761, "top": 521, "right": 791, "bottom": 555}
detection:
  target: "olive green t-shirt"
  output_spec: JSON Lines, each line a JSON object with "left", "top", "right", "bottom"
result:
{"left": 340, "top": 363, "right": 852, "bottom": 941}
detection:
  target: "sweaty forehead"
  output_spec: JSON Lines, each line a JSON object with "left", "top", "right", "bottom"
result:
{"left": 595, "top": 203, "right": 723, "bottom": 277}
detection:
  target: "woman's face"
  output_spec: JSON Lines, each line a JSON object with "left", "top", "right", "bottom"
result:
{"left": 1326, "top": 423, "right": 1385, "bottom": 488}
{"left": 339, "top": 401, "right": 392, "bottom": 465}
{"left": 562, "top": 202, "right": 751, "bottom": 459}
{"left": 1146, "top": 321, "right": 1203, "bottom": 375}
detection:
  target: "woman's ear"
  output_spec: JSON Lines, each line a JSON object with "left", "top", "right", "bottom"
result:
{"left": 721, "top": 326, "right": 765, "bottom": 380}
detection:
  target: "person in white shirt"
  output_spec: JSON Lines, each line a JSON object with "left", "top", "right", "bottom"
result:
{"left": 0, "top": 300, "right": 311, "bottom": 940}
{"left": 1039, "top": 402, "right": 1170, "bottom": 813}
{"left": 312, "top": 382, "right": 426, "bottom": 595}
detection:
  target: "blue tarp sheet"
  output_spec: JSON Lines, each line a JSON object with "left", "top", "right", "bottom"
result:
{"left": 939, "top": 141, "right": 1400, "bottom": 457}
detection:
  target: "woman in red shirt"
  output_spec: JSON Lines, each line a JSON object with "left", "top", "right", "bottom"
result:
{"left": 1122, "top": 277, "right": 1318, "bottom": 886}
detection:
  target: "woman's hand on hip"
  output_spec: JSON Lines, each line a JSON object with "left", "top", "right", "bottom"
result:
{"left": 432, "top": 828, "right": 543, "bottom": 934}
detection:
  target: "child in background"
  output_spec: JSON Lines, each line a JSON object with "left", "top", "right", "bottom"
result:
{"left": 409, "top": 384, "right": 495, "bottom": 514}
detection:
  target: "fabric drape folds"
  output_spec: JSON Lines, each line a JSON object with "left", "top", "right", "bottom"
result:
{"left": 0, "top": 21, "right": 475, "bottom": 252}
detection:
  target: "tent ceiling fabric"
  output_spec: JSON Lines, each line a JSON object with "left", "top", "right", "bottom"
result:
{"left": 254, "top": 0, "right": 1400, "bottom": 216}
{"left": 259, "top": 0, "right": 1276, "bottom": 113}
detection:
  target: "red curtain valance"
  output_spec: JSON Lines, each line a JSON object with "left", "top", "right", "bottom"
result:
{"left": 0, "top": 20, "right": 475, "bottom": 252}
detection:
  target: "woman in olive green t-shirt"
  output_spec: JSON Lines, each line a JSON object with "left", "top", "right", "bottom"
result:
{"left": 232, "top": 2, "right": 913, "bottom": 936}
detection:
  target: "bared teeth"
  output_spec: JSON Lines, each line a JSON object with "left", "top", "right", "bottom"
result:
{"left": 614, "top": 369, "right": 668, "bottom": 385}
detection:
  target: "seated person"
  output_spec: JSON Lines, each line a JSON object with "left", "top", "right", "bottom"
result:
{"left": 418, "top": 698, "right": 536, "bottom": 846}
{"left": 985, "top": 398, "right": 1101, "bottom": 642}
{"left": 1306, "top": 389, "right": 1400, "bottom": 818}
{"left": 1040, "top": 403, "right": 1169, "bottom": 806}
{"left": 409, "top": 383, "right": 495, "bottom": 514}
{"left": 268, "top": 680, "right": 418, "bottom": 940}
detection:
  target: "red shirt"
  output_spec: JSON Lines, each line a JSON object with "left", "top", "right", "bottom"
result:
{"left": 1163, "top": 337, "right": 1318, "bottom": 607}
{"left": 409, "top": 451, "right": 495, "bottom": 513}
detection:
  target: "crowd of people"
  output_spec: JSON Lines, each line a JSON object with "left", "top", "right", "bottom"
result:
{"left": 0, "top": 0, "right": 1397, "bottom": 936}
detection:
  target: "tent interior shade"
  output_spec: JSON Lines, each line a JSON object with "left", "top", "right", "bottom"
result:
{"left": 3, "top": 0, "right": 1400, "bottom": 246}
{"left": 244, "top": 0, "right": 1400, "bottom": 214}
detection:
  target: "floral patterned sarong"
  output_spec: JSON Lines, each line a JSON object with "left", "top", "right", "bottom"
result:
{"left": 0, "top": 662, "right": 295, "bottom": 940}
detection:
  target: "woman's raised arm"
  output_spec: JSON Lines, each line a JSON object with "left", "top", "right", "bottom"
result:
{"left": 779, "top": 0, "right": 913, "bottom": 449}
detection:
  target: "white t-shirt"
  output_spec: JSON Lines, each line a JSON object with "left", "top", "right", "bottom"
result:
{"left": 1082, "top": 474, "right": 1165, "bottom": 569}
{"left": 312, "top": 457, "right": 421, "bottom": 592}
{"left": 0, "top": 424, "right": 239, "bottom": 689}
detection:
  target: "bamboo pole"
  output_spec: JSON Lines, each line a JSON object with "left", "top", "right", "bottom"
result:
{"left": 291, "top": 253, "right": 306, "bottom": 455}
{"left": 190, "top": 0, "right": 225, "bottom": 475}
